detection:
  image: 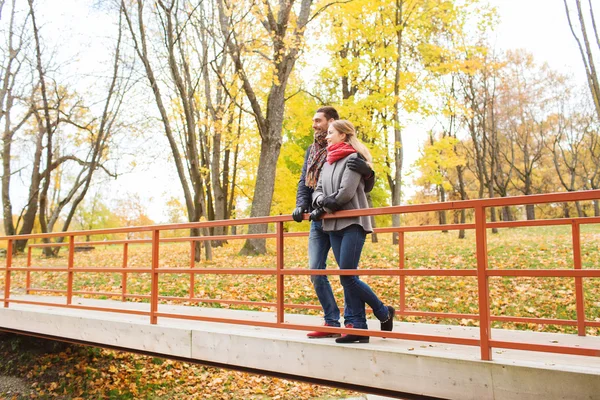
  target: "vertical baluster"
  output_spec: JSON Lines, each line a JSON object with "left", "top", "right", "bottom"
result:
{"left": 190, "top": 240, "right": 195, "bottom": 299}
{"left": 572, "top": 221, "right": 586, "bottom": 336}
{"left": 475, "top": 206, "right": 491, "bottom": 361}
{"left": 276, "top": 222, "right": 285, "bottom": 324}
{"left": 122, "top": 242, "right": 129, "bottom": 302}
{"left": 151, "top": 230, "right": 160, "bottom": 324}
{"left": 67, "top": 236, "right": 74, "bottom": 305}
{"left": 26, "top": 246, "right": 32, "bottom": 294}
{"left": 398, "top": 230, "right": 405, "bottom": 314}
{"left": 3, "top": 240, "right": 12, "bottom": 308}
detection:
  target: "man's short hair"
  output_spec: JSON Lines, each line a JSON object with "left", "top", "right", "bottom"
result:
{"left": 316, "top": 106, "right": 339, "bottom": 121}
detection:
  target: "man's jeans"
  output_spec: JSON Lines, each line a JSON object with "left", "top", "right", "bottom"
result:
{"left": 309, "top": 220, "right": 342, "bottom": 327}
{"left": 328, "top": 224, "right": 389, "bottom": 329}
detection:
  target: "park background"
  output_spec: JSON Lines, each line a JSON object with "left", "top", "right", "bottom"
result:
{"left": 2, "top": 0, "right": 599, "bottom": 252}
{"left": 1, "top": 0, "right": 600, "bottom": 398}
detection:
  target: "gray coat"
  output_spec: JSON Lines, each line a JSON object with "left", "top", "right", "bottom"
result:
{"left": 312, "top": 153, "right": 373, "bottom": 233}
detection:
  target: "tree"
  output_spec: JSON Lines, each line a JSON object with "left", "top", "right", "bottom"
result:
{"left": 1, "top": 0, "right": 34, "bottom": 243}
{"left": 564, "top": 0, "right": 600, "bottom": 121}
{"left": 74, "top": 194, "right": 121, "bottom": 241}
{"left": 121, "top": 0, "right": 213, "bottom": 260}
{"left": 217, "top": 0, "right": 316, "bottom": 255}
{"left": 24, "top": 0, "right": 126, "bottom": 255}
{"left": 315, "top": 0, "right": 492, "bottom": 242}
{"left": 414, "top": 133, "right": 464, "bottom": 228}
{"left": 499, "top": 51, "right": 555, "bottom": 220}
{"left": 114, "top": 193, "right": 154, "bottom": 239}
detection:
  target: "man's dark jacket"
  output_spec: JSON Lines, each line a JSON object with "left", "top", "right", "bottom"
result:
{"left": 295, "top": 145, "right": 375, "bottom": 211}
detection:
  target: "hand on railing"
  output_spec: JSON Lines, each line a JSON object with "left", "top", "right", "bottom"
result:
{"left": 309, "top": 208, "right": 326, "bottom": 221}
{"left": 292, "top": 206, "right": 307, "bottom": 223}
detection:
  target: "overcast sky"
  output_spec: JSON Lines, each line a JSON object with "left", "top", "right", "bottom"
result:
{"left": 15, "top": 1, "right": 596, "bottom": 222}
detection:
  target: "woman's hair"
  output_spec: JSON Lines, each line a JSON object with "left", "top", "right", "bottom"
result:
{"left": 331, "top": 120, "right": 373, "bottom": 167}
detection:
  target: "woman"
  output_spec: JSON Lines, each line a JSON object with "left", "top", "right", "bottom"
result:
{"left": 311, "top": 120, "right": 394, "bottom": 344}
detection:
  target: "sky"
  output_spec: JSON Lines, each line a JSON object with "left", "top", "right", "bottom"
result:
{"left": 10, "top": 0, "right": 595, "bottom": 223}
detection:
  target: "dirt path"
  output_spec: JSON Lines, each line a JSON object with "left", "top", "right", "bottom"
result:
{"left": 0, "top": 375, "right": 30, "bottom": 398}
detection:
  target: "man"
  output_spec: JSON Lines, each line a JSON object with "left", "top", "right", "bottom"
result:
{"left": 292, "top": 106, "right": 375, "bottom": 338}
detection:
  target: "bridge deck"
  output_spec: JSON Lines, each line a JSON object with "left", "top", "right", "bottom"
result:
{"left": 1, "top": 295, "right": 599, "bottom": 399}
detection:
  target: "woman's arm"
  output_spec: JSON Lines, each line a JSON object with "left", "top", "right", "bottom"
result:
{"left": 329, "top": 156, "right": 362, "bottom": 206}
{"left": 312, "top": 173, "right": 324, "bottom": 209}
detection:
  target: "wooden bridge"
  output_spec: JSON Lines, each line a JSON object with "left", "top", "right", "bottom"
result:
{"left": 2, "top": 191, "right": 600, "bottom": 399}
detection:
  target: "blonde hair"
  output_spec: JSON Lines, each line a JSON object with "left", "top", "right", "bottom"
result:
{"left": 330, "top": 120, "right": 373, "bottom": 167}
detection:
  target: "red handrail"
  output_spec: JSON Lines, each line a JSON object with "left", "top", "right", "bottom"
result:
{"left": 2, "top": 189, "right": 600, "bottom": 361}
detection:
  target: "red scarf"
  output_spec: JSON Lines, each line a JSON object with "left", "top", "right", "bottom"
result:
{"left": 327, "top": 142, "right": 356, "bottom": 164}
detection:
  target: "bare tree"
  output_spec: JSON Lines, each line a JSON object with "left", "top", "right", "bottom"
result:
{"left": 564, "top": 0, "right": 600, "bottom": 121}
{"left": 1, "top": 1, "right": 129, "bottom": 253}
{"left": 121, "top": 0, "right": 216, "bottom": 260}
{"left": 190, "top": 3, "right": 240, "bottom": 244}
{"left": 1, "top": 0, "right": 33, "bottom": 244}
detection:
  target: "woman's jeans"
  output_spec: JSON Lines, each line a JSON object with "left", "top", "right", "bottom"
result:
{"left": 328, "top": 224, "right": 388, "bottom": 329}
{"left": 309, "top": 220, "right": 344, "bottom": 327}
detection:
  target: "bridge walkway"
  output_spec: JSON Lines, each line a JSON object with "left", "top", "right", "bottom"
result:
{"left": 1, "top": 295, "right": 599, "bottom": 399}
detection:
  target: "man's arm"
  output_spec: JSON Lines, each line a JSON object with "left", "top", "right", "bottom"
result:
{"left": 292, "top": 147, "right": 312, "bottom": 222}
{"left": 347, "top": 156, "right": 375, "bottom": 193}
{"left": 295, "top": 147, "right": 312, "bottom": 208}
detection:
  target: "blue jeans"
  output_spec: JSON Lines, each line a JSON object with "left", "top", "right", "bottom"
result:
{"left": 328, "top": 224, "right": 389, "bottom": 329}
{"left": 309, "top": 220, "right": 344, "bottom": 327}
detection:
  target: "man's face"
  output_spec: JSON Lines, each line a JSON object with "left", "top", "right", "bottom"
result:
{"left": 312, "top": 112, "right": 332, "bottom": 134}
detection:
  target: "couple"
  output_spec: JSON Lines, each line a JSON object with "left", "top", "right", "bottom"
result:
{"left": 292, "top": 106, "right": 394, "bottom": 344}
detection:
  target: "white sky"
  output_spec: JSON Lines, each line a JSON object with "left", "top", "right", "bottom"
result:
{"left": 11, "top": 0, "right": 594, "bottom": 223}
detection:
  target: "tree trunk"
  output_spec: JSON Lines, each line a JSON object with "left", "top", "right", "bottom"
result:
{"left": 502, "top": 206, "right": 513, "bottom": 222}
{"left": 15, "top": 119, "right": 43, "bottom": 252}
{"left": 563, "top": 202, "right": 571, "bottom": 218}
{"left": 390, "top": 0, "right": 404, "bottom": 245}
{"left": 526, "top": 204, "right": 536, "bottom": 220}
{"left": 456, "top": 164, "right": 468, "bottom": 239}
{"left": 366, "top": 193, "right": 378, "bottom": 243}
{"left": 575, "top": 200, "right": 585, "bottom": 217}
{"left": 217, "top": 0, "right": 313, "bottom": 255}
{"left": 439, "top": 185, "right": 447, "bottom": 232}
{"left": 240, "top": 135, "right": 282, "bottom": 255}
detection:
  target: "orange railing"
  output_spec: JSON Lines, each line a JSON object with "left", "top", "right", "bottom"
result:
{"left": 2, "top": 190, "right": 600, "bottom": 361}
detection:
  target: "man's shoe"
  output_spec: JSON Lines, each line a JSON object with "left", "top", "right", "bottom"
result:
{"left": 381, "top": 306, "right": 395, "bottom": 332}
{"left": 335, "top": 324, "right": 369, "bottom": 344}
{"left": 307, "top": 323, "right": 341, "bottom": 339}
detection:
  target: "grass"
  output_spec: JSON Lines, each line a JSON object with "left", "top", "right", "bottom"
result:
{"left": 4, "top": 224, "right": 600, "bottom": 332}
{"left": 0, "top": 224, "right": 599, "bottom": 398}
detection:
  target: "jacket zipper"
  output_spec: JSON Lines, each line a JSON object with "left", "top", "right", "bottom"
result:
{"left": 330, "top": 162, "right": 338, "bottom": 230}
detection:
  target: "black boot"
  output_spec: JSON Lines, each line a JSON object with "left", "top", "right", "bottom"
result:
{"left": 381, "top": 306, "right": 395, "bottom": 332}
{"left": 335, "top": 324, "right": 369, "bottom": 344}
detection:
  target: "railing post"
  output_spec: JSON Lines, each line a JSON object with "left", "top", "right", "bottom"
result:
{"left": 189, "top": 240, "right": 195, "bottom": 299}
{"left": 67, "top": 236, "right": 75, "bottom": 305}
{"left": 474, "top": 206, "right": 492, "bottom": 361}
{"left": 4, "top": 240, "right": 12, "bottom": 308}
{"left": 26, "top": 246, "right": 32, "bottom": 294}
{"left": 571, "top": 221, "right": 586, "bottom": 336}
{"left": 398, "top": 230, "right": 405, "bottom": 313}
{"left": 151, "top": 229, "right": 160, "bottom": 324}
{"left": 121, "top": 242, "right": 128, "bottom": 302}
{"left": 276, "top": 221, "right": 285, "bottom": 324}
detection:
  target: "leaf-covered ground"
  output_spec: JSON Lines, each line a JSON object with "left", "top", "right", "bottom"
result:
{"left": 0, "top": 333, "right": 358, "bottom": 399}
{"left": 1, "top": 224, "right": 599, "bottom": 398}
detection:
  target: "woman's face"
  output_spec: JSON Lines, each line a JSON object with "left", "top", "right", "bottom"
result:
{"left": 327, "top": 125, "right": 346, "bottom": 146}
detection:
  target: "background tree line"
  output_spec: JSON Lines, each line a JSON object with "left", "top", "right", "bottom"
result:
{"left": 1, "top": 0, "right": 599, "bottom": 255}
